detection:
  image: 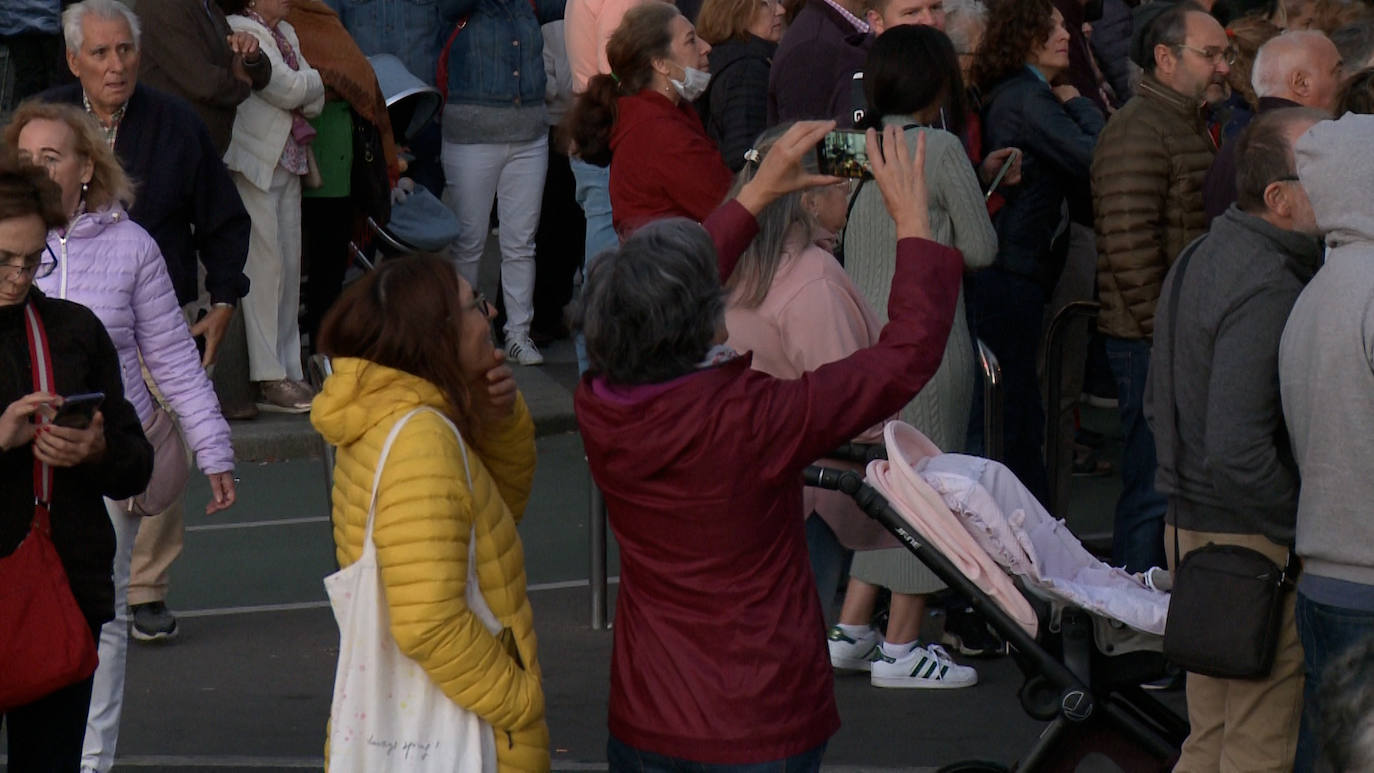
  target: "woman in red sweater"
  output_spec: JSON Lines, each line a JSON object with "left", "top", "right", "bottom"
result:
{"left": 564, "top": 2, "right": 734, "bottom": 238}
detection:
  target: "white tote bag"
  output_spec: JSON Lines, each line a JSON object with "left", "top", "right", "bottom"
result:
{"left": 325, "top": 407, "right": 501, "bottom": 773}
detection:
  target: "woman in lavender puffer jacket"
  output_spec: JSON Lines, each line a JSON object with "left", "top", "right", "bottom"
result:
{"left": 8, "top": 101, "right": 236, "bottom": 773}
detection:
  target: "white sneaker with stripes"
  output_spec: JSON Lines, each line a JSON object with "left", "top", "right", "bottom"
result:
{"left": 870, "top": 642, "right": 978, "bottom": 689}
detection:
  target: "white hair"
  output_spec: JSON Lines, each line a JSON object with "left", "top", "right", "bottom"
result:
{"left": 1252, "top": 30, "right": 1331, "bottom": 99}
{"left": 944, "top": 0, "right": 987, "bottom": 53}
{"left": 62, "top": 0, "right": 142, "bottom": 53}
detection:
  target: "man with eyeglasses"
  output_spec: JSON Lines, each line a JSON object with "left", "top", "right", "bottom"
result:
{"left": 1090, "top": 1, "right": 1227, "bottom": 579}
{"left": 1203, "top": 30, "right": 1343, "bottom": 220}
{"left": 1147, "top": 105, "right": 1328, "bottom": 773}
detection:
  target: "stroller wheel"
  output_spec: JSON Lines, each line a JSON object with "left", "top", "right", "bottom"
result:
{"left": 937, "top": 761, "right": 1010, "bottom": 773}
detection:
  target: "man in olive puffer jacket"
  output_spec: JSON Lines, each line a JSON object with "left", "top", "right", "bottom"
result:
{"left": 1090, "top": 1, "right": 1226, "bottom": 574}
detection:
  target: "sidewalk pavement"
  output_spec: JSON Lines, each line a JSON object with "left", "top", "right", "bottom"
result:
{"left": 230, "top": 338, "right": 582, "bottom": 462}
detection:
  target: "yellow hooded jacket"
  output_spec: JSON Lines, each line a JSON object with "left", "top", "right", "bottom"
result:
{"left": 311, "top": 357, "right": 549, "bottom": 772}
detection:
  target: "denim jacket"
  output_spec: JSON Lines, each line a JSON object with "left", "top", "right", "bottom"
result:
{"left": 0, "top": 0, "right": 60, "bottom": 35}
{"left": 324, "top": 0, "right": 444, "bottom": 87}
{"left": 437, "top": 0, "right": 565, "bottom": 107}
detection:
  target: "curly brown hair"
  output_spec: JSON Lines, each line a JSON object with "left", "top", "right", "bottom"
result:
{"left": 972, "top": 0, "right": 1057, "bottom": 91}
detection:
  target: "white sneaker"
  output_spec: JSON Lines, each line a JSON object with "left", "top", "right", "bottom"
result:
{"left": 505, "top": 336, "right": 545, "bottom": 366}
{"left": 870, "top": 643, "right": 978, "bottom": 689}
{"left": 827, "top": 625, "right": 883, "bottom": 672}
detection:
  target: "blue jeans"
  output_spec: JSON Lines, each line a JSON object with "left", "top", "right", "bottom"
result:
{"left": 1293, "top": 591, "right": 1374, "bottom": 772}
{"left": 965, "top": 269, "right": 1050, "bottom": 506}
{"left": 1104, "top": 336, "right": 1167, "bottom": 574}
{"left": 608, "top": 735, "right": 826, "bottom": 773}
{"left": 570, "top": 157, "right": 618, "bottom": 374}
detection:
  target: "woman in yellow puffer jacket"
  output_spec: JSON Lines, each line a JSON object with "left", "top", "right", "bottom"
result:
{"left": 310, "top": 254, "right": 548, "bottom": 772}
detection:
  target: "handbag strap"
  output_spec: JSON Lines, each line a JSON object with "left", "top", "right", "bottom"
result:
{"left": 23, "top": 302, "right": 55, "bottom": 527}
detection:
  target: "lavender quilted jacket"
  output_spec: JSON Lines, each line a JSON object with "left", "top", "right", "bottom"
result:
{"left": 36, "top": 206, "right": 234, "bottom": 475}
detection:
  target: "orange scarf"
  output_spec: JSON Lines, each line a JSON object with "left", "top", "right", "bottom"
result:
{"left": 286, "top": 0, "right": 399, "bottom": 176}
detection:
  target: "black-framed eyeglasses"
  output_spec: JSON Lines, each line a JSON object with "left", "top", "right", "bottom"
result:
{"left": 0, "top": 243, "right": 59, "bottom": 282}
{"left": 1176, "top": 44, "right": 1237, "bottom": 66}
{"left": 467, "top": 292, "right": 494, "bottom": 317}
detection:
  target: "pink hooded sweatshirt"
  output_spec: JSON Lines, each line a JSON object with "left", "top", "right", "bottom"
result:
{"left": 37, "top": 206, "right": 234, "bottom": 475}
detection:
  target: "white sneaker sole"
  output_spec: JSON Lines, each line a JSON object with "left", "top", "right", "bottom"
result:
{"left": 870, "top": 672, "right": 978, "bottom": 689}
{"left": 830, "top": 654, "right": 876, "bottom": 672}
{"left": 255, "top": 401, "right": 311, "bottom": 414}
{"left": 131, "top": 625, "right": 179, "bottom": 642}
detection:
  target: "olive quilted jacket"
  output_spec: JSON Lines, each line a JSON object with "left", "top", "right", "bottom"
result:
{"left": 312, "top": 357, "right": 547, "bottom": 772}
{"left": 1091, "top": 75, "right": 1215, "bottom": 340}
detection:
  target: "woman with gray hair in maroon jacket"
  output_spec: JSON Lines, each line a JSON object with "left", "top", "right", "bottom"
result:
{"left": 575, "top": 121, "right": 964, "bottom": 770}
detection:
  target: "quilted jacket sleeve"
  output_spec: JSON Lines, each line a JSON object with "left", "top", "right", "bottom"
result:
{"left": 1092, "top": 115, "right": 1170, "bottom": 337}
{"left": 468, "top": 393, "right": 537, "bottom": 524}
{"left": 131, "top": 227, "right": 234, "bottom": 475}
{"left": 708, "top": 56, "right": 771, "bottom": 172}
{"left": 371, "top": 411, "right": 544, "bottom": 732}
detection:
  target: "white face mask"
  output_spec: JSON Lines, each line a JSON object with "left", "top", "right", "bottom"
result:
{"left": 669, "top": 65, "right": 711, "bottom": 101}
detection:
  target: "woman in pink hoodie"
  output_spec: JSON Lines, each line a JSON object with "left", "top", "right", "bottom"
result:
{"left": 9, "top": 101, "right": 235, "bottom": 773}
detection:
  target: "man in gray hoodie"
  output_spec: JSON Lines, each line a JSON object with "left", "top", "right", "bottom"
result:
{"left": 1279, "top": 112, "right": 1374, "bottom": 773}
{"left": 1147, "top": 106, "right": 1329, "bottom": 772}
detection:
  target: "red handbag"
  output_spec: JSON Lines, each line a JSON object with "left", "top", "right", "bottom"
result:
{"left": 0, "top": 302, "right": 100, "bottom": 712}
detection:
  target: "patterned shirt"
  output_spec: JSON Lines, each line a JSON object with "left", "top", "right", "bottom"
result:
{"left": 821, "top": 0, "right": 869, "bottom": 33}
{"left": 82, "top": 92, "right": 127, "bottom": 148}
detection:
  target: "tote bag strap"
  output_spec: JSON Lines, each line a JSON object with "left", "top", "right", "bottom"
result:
{"left": 24, "top": 302, "right": 56, "bottom": 525}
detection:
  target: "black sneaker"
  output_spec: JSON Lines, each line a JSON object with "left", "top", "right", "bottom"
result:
{"left": 941, "top": 605, "right": 1006, "bottom": 658}
{"left": 131, "top": 601, "right": 179, "bottom": 642}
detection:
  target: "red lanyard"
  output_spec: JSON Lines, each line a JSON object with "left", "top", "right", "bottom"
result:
{"left": 23, "top": 302, "right": 55, "bottom": 517}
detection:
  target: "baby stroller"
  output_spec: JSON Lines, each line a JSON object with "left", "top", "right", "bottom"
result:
{"left": 808, "top": 422, "right": 1188, "bottom": 773}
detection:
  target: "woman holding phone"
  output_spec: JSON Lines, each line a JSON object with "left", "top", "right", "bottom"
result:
{"left": 967, "top": 0, "right": 1104, "bottom": 502}
{"left": 8, "top": 101, "right": 236, "bottom": 771}
{"left": 563, "top": 2, "right": 734, "bottom": 238}
{"left": 831, "top": 24, "right": 997, "bottom": 685}
{"left": 0, "top": 146, "right": 152, "bottom": 771}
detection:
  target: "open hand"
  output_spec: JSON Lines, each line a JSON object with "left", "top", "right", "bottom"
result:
{"left": 867, "top": 124, "right": 931, "bottom": 240}
{"left": 34, "top": 410, "right": 106, "bottom": 467}
{"left": 736, "top": 120, "right": 844, "bottom": 216}
{"left": 190, "top": 305, "right": 234, "bottom": 367}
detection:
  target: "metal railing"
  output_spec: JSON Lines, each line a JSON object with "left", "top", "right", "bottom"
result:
{"left": 588, "top": 474, "right": 610, "bottom": 630}
{"left": 1041, "top": 301, "right": 1100, "bottom": 517}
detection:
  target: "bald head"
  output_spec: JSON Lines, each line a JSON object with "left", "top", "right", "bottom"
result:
{"left": 1252, "top": 30, "right": 1344, "bottom": 112}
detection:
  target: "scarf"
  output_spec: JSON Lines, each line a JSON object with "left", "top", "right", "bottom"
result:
{"left": 284, "top": 0, "right": 400, "bottom": 176}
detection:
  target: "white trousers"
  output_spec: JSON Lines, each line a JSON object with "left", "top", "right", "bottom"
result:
{"left": 440, "top": 135, "right": 548, "bottom": 340}
{"left": 233, "top": 166, "right": 304, "bottom": 382}
{"left": 81, "top": 499, "right": 141, "bottom": 773}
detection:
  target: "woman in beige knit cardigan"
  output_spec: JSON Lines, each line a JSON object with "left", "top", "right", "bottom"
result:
{"left": 830, "top": 24, "right": 999, "bottom": 686}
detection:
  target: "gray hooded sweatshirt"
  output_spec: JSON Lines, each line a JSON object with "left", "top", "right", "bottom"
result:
{"left": 1279, "top": 113, "right": 1374, "bottom": 591}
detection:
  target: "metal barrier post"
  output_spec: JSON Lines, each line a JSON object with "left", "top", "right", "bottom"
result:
{"left": 309, "top": 354, "right": 336, "bottom": 507}
{"left": 976, "top": 338, "right": 1004, "bottom": 462}
{"left": 589, "top": 472, "right": 609, "bottom": 630}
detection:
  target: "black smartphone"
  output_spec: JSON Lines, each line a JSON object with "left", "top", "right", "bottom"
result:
{"left": 816, "top": 129, "right": 872, "bottom": 179}
{"left": 53, "top": 392, "right": 105, "bottom": 429}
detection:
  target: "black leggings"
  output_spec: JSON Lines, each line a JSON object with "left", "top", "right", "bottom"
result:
{"left": 1, "top": 673, "right": 96, "bottom": 772}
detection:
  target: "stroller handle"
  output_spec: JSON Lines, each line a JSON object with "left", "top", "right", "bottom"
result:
{"left": 803, "top": 464, "right": 1097, "bottom": 725}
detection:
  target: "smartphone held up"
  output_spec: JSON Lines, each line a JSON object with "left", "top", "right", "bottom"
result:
{"left": 816, "top": 129, "right": 873, "bottom": 179}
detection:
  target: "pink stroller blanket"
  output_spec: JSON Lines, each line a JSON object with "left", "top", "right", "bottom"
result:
{"left": 866, "top": 423, "right": 1170, "bottom": 637}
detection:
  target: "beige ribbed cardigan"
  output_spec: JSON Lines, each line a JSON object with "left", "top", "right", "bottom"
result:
{"left": 843, "top": 120, "right": 997, "bottom": 454}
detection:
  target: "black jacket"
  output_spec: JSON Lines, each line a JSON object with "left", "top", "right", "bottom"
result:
{"left": 0, "top": 291, "right": 153, "bottom": 627}
{"left": 1202, "top": 96, "right": 1301, "bottom": 222}
{"left": 1090, "top": 0, "right": 1134, "bottom": 105}
{"left": 44, "top": 83, "right": 252, "bottom": 306}
{"left": 1145, "top": 207, "right": 1320, "bottom": 544}
{"left": 698, "top": 35, "right": 776, "bottom": 172}
{"left": 769, "top": 0, "right": 870, "bottom": 124}
{"left": 982, "top": 67, "right": 1104, "bottom": 291}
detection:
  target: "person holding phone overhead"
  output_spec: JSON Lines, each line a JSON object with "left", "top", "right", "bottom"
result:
{"left": 564, "top": 2, "right": 734, "bottom": 238}
{"left": 9, "top": 100, "right": 237, "bottom": 772}
{"left": 0, "top": 146, "right": 153, "bottom": 771}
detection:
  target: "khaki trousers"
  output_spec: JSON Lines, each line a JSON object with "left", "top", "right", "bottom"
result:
{"left": 1166, "top": 525, "right": 1304, "bottom": 773}
{"left": 127, "top": 497, "right": 185, "bottom": 606}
